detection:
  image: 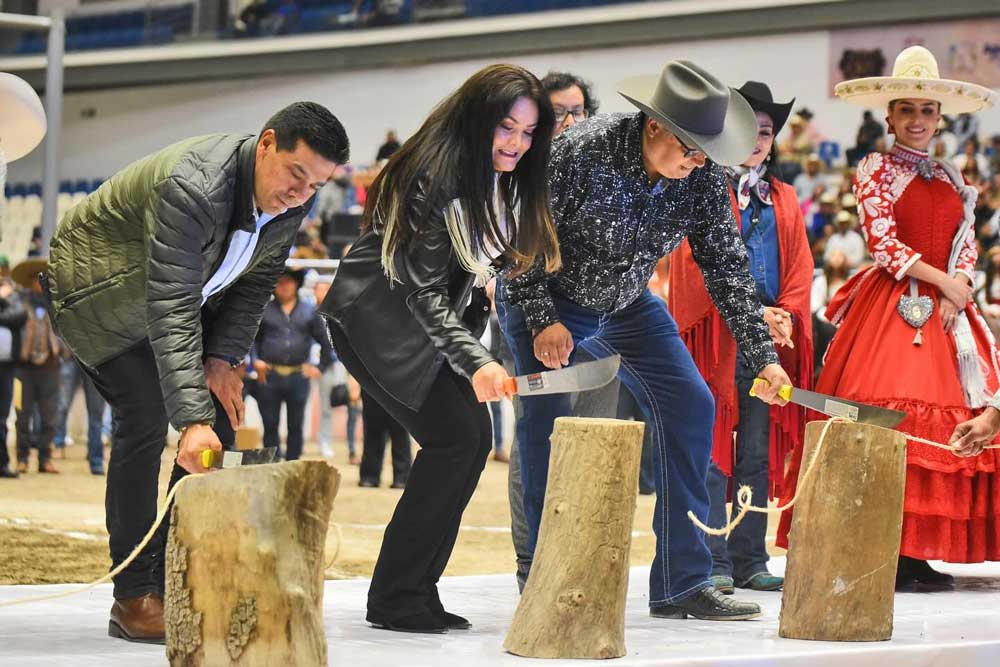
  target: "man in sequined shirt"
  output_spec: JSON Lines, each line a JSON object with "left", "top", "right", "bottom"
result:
{"left": 496, "top": 61, "right": 790, "bottom": 621}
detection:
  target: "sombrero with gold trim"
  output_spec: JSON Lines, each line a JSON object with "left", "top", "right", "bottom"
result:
{"left": 835, "top": 46, "right": 996, "bottom": 115}
{"left": 11, "top": 257, "right": 48, "bottom": 288}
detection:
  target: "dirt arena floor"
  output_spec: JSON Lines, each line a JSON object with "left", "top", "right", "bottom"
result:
{"left": 0, "top": 437, "right": 783, "bottom": 587}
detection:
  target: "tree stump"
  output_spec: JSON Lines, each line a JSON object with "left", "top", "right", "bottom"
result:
{"left": 504, "top": 417, "right": 644, "bottom": 659}
{"left": 779, "top": 420, "right": 906, "bottom": 642}
{"left": 165, "top": 460, "right": 340, "bottom": 666}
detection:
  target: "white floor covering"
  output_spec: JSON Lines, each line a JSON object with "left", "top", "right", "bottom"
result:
{"left": 1, "top": 557, "right": 999, "bottom": 666}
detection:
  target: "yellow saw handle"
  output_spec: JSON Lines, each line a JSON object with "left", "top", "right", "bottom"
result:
{"left": 750, "top": 378, "right": 793, "bottom": 402}
{"left": 201, "top": 449, "right": 216, "bottom": 469}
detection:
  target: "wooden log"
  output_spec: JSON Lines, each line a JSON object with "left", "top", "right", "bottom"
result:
{"left": 165, "top": 460, "right": 340, "bottom": 666}
{"left": 504, "top": 417, "right": 644, "bottom": 659}
{"left": 779, "top": 420, "right": 906, "bottom": 642}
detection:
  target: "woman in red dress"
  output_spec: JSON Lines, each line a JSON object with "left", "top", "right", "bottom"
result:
{"left": 777, "top": 46, "right": 1000, "bottom": 590}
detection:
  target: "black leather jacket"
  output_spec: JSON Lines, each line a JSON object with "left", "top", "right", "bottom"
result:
{"left": 320, "top": 183, "right": 495, "bottom": 411}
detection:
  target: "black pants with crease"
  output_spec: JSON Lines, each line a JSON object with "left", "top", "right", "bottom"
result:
{"left": 329, "top": 323, "right": 492, "bottom": 621}
{"left": 81, "top": 340, "right": 235, "bottom": 600}
{"left": 359, "top": 389, "right": 413, "bottom": 486}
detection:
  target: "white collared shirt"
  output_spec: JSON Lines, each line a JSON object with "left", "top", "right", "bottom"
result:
{"left": 201, "top": 200, "right": 284, "bottom": 304}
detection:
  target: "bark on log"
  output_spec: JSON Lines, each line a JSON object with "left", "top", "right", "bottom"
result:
{"left": 504, "top": 417, "right": 644, "bottom": 659}
{"left": 165, "top": 460, "right": 340, "bottom": 666}
{"left": 779, "top": 420, "right": 906, "bottom": 642}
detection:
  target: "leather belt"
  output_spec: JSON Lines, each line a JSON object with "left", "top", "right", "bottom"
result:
{"left": 269, "top": 364, "right": 304, "bottom": 376}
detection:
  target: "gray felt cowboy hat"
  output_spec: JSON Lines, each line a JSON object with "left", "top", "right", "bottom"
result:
{"left": 617, "top": 60, "right": 757, "bottom": 166}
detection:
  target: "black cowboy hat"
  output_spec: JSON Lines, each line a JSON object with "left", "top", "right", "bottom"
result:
{"left": 617, "top": 60, "right": 756, "bottom": 166}
{"left": 734, "top": 81, "right": 795, "bottom": 136}
{"left": 278, "top": 267, "right": 305, "bottom": 288}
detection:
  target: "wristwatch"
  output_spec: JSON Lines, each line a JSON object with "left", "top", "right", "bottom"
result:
{"left": 206, "top": 354, "right": 242, "bottom": 369}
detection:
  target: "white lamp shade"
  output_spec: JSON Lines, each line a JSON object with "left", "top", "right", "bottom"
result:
{"left": 0, "top": 72, "right": 47, "bottom": 162}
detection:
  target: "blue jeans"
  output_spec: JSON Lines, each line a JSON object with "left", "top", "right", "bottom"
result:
{"left": 705, "top": 353, "right": 771, "bottom": 582}
{"left": 497, "top": 284, "right": 716, "bottom": 605}
{"left": 617, "top": 385, "right": 657, "bottom": 495}
{"left": 55, "top": 358, "right": 106, "bottom": 470}
{"left": 255, "top": 371, "right": 311, "bottom": 460}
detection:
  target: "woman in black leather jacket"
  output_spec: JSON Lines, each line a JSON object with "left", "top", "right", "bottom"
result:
{"left": 321, "top": 64, "right": 560, "bottom": 634}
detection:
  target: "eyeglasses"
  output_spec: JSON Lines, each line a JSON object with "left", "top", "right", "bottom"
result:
{"left": 554, "top": 107, "right": 588, "bottom": 124}
{"left": 675, "top": 134, "right": 705, "bottom": 160}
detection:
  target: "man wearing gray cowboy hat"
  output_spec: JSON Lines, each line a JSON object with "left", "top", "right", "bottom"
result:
{"left": 497, "top": 60, "right": 791, "bottom": 620}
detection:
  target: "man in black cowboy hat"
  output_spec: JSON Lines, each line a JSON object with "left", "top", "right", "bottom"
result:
{"left": 497, "top": 60, "right": 790, "bottom": 620}
{"left": 251, "top": 266, "right": 334, "bottom": 461}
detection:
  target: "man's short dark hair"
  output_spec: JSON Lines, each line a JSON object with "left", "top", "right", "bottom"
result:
{"left": 262, "top": 102, "right": 350, "bottom": 164}
{"left": 540, "top": 71, "right": 599, "bottom": 115}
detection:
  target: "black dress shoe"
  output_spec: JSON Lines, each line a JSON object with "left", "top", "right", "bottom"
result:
{"left": 897, "top": 556, "right": 954, "bottom": 592}
{"left": 358, "top": 479, "right": 379, "bottom": 488}
{"left": 0, "top": 466, "right": 18, "bottom": 479}
{"left": 435, "top": 610, "right": 471, "bottom": 630}
{"left": 650, "top": 586, "right": 762, "bottom": 621}
{"left": 366, "top": 611, "right": 447, "bottom": 634}
{"left": 390, "top": 480, "right": 407, "bottom": 489}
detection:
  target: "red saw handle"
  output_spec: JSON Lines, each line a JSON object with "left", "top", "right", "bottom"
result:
{"left": 503, "top": 377, "right": 517, "bottom": 397}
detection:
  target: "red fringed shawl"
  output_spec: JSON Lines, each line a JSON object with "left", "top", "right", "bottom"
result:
{"left": 668, "top": 179, "right": 814, "bottom": 499}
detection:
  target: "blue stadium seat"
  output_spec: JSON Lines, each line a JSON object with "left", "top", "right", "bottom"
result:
{"left": 147, "top": 25, "right": 174, "bottom": 44}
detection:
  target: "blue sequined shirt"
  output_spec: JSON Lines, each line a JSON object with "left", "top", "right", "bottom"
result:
{"left": 505, "top": 112, "right": 778, "bottom": 373}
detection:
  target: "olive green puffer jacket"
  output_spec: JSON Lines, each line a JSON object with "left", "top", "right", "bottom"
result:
{"left": 49, "top": 134, "right": 309, "bottom": 430}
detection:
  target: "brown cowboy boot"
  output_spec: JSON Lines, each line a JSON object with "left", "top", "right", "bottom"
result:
{"left": 108, "top": 593, "right": 165, "bottom": 644}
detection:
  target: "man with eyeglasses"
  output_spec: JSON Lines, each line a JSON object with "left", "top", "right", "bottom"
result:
{"left": 503, "top": 70, "right": 606, "bottom": 593}
{"left": 496, "top": 60, "right": 791, "bottom": 622}
{"left": 541, "top": 71, "right": 599, "bottom": 137}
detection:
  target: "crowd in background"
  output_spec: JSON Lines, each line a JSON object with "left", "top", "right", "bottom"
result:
{"left": 4, "top": 79, "right": 1000, "bottom": 487}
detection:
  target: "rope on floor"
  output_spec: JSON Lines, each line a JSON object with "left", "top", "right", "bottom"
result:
{"left": 0, "top": 471, "right": 345, "bottom": 607}
{"left": 689, "top": 418, "right": 1000, "bottom": 537}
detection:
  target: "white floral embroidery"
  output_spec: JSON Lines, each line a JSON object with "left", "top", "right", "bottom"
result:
{"left": 856, "top": 153, "right": 883, "bottom": 182}
{"left": 869, "top": 217, "right": 891, "bottom": 238}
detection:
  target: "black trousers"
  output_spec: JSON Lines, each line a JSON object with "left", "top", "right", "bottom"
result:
{"left": 359, "top": 388, "right": 413, "bottom": 486}
{"left": 15, "top": 362, "right": 60, "bottom": 467}
{"left": 81, "top": 340, "right": 235, "bottom": 600}
{"left": 0, "top": 362, "right": 15, "bottom": 469}
{"left": 329, "top": 323, "right": 492, "bottom": 621}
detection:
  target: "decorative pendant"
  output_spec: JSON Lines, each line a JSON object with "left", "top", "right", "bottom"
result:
{"left": 898, "top": 291, "right": 933, "bottom": 346}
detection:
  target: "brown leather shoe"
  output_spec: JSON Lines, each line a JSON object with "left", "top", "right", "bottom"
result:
{"left": 38, "top": 461, "right": 59, "bottom": 474}
{"left": 16, "top": 461, "right": 28, "bottom": 474}
{"left": 109, "top": 593, "right": 165, "bottom": 644}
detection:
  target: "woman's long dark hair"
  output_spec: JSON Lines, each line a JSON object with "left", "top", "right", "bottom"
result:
{"left": 364, "top": 64, "right": 561, "bottom": 279}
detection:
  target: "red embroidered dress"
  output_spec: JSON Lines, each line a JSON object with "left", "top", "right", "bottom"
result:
{"left": 777, "top": 145, "right": 1000, "bottom": 562}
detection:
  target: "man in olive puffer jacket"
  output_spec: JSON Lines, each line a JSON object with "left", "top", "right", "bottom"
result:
{"left": 47, "top": 102, "right": 349, "bottom": 643}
